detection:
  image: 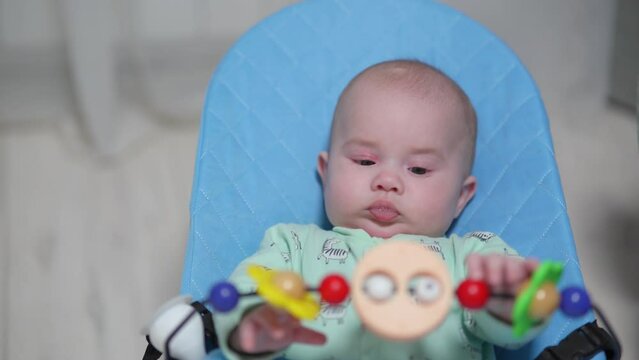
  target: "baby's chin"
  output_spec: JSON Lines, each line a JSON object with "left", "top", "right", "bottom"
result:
{"left": 360, "top": 222, "right": 405, "bottom": 239}
{"left": 358, "top": 221, "right": 445, "bottom": 239}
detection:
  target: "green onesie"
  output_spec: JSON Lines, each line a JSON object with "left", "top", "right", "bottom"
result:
{"left": 214, "top": 224, "right": 546, "bottom": 360}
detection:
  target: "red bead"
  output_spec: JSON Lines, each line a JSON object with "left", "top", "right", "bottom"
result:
{"left": 456, "top": 279, "right": 490, "bottom": 309}
{"left": 319, "top": 274, "right": 350, "bottom": 304}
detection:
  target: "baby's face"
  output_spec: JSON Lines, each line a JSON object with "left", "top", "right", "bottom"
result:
{"left": 318, "top": 81, "right": 476, "bottom": 238}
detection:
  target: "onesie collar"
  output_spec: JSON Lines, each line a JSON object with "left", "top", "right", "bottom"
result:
{"left": 332, "top": 226, "right": 372, "bottom": 239}
{"left": 332, "top": 226, "right": 409, "bottom": 241}
{"left": 331, "top": 226, "right": 443, "bottom": 242}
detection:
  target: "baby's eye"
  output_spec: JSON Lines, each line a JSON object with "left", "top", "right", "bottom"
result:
{"left": 409, "top": 167, "right": 429, "bottom": 175}
{"left": 355, "top": 159, "right": 376, "bottom": 166}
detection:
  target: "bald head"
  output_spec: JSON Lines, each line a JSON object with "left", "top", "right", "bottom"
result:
{"left": 331, "top": 60, "right": 477, "bottom": 175}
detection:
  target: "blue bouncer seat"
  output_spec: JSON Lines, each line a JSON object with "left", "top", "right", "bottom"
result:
{"left": 180, "top": 0, "right": 595, "bottom": 358}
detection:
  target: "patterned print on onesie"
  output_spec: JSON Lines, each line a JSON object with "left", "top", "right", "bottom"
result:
{"left": 317, "top": 238, "right": 349, "bottom": 264}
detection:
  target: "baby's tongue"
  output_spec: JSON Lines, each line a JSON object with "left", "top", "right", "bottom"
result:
{"left": 370, "top": 207, "right": 398, "bottom": 222}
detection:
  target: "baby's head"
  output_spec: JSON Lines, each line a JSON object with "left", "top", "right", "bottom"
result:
{"left": 317, "top": 60, "right": 477, "bottom": 238}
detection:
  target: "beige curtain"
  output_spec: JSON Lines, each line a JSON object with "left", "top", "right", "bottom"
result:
{"left": 0, "top": 0, "right": 295, "bottom": 156}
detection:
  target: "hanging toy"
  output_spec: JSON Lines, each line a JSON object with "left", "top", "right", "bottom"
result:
{"left": 144, "top": 241, "right": 619, "bottom": 359}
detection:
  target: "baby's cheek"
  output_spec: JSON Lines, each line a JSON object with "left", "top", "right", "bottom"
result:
{"left": 331, "top": 183, "right": 357, "bottom": 204}
{"left": 411, "top": 194, "right": 455, "bottom": 231}
{"left": 325, "top": 183, "right": 357, "bottom": 218}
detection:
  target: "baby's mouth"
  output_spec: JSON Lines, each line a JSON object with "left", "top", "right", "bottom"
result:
{"left": 368, "top": 201, "right": 399, "bottom": 223}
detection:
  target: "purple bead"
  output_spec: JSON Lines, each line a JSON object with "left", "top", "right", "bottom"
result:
{"left": 209, "top": 282, "right": 239, "bottom": 313}
{"left": 560, "top": 286, "right": 591, "bottom": 317}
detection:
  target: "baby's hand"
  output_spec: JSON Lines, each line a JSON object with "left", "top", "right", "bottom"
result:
{"left": 465, "top": 253, "right": 538, "bottom": 323}
{"left": 230, "top": 304, "right": 326, "bottom": 354}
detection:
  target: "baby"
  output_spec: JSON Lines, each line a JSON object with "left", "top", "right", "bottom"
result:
{"left": 214, "top": 60, "right": 543, "bottom": 359}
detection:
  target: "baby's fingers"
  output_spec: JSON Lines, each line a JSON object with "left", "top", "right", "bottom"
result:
{"left": 234, "top": 304, "right": 299, "bottom": 353}
{"left": 501, "top": 258, "right": 538, "bottom": 295}
{"left": 252, "top": 306, "right": 298, "bottom": 340}
{"left": 524, "top": 258, "right": 539, "bottom": 274}
{"left": 236, "top": 317, "right": 268, "bottom": 353}
{"left": 504, "top": 259, "right": 529, "bottom": 286}
{"left": 465, "top": 253, "right": 485, "bottom": 280}
{"left": 466, "top": 253, "right": 506, "bottom": 292}
{"left": 291, "top": 326, "right": 327, "bottom": 345}
{"left": 484, "top": 254, "right": 507, "bottom": 292}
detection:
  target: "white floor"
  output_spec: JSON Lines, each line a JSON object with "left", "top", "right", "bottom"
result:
{"left": 2, "top": 2, "right": 638, "bottom": 360}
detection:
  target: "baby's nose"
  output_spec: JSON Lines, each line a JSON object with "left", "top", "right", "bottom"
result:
{"left": 371, "top": 172, "right": 403, "bottom": 193}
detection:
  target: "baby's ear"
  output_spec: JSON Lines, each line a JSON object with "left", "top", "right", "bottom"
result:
{"left": 317, "top": 151, "right": 329, "bottom": 185}
{"left": 455, "top": 175, "right": 477, "bottom": 218}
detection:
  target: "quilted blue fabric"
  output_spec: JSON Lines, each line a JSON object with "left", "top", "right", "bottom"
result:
{"left": 181, "top": 0, "right": 596, "bottom": 358}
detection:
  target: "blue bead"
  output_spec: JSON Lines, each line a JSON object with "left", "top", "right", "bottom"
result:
{"left": 209, "top": 282, "right": 239, "bottom": 313}
{"left": 560, "top": 286, "right": 591, "bottom": 317}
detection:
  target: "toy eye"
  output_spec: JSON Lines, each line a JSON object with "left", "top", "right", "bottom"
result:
{"left": 363, "top": 272, "right": 395, "bottom": 301}
{"left": 408, "top": 275, "right": 441, "bottom": 303}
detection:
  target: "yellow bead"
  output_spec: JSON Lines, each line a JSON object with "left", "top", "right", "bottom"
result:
{"left": 528, "top": 283, "right": 560, "bottom": 320}
{"left": 272, "top": 271, "right": 306, "bottom": 299}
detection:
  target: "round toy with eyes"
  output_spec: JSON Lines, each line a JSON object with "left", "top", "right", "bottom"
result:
{"left": 352, "top": 241, "right": 453, "bottom": 341}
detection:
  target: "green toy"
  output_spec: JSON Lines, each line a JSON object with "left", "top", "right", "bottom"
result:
{"left": 512, "top": 261, "right": 564, "bottom": 337}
